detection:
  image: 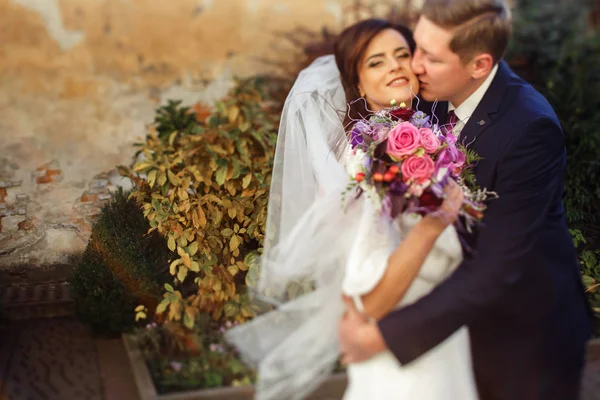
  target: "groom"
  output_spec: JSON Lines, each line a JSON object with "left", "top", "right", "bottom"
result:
{"left": 338, "top": 0, "right": 592, "bottom": 399}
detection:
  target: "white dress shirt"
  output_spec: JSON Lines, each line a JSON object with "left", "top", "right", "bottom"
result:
{"left": 448, "top": 64, "right": 499, "bottom": 136}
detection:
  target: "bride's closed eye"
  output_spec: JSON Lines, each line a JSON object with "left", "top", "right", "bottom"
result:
{"left": 368, "top": 54, "right": 410, "bottom": 68}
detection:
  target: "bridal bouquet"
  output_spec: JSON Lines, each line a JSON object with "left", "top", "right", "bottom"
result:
{"left": 344, "top": 103, "right": 494, "bottom": 225}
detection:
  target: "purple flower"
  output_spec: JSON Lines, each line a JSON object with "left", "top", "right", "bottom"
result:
{"left": 435, "top": 145, "right": 458, "bottom": 167}
{"left": 145, "top": 322, "right": 158, "bottom": 330}
{"left": 170, "top": 361, "right": 182, "bottom": 372}
{"left": 350, "top": 121, "right": 390, "bottom": 149}
{"left": 210, "top": 343, "right": 224, "bottom": 353}
{"left": 363, "top": 155, "right": 372, "bottom": 170}
{"left": 349, "top": 121, "right": 370, "bottom": 148}
{"left": 435, "top": 147, "right": 453, "bottom": 169}
{"left": 438, "top": 125, "right": 458, "bottom": 145}
{"left": 349, "top": 129, "right": 364, "bottom": 148}
{"left": 389, "top": 179, "right": 408, "bottom": 195}
{"left": 435, "top": 144, "right": 466, "bottom": 176}
{"left": 370, "top": 123, "right": 389, "bottom": 140}
{"left": 354, "top": 120, "right": 371, "bottom": 133}
{"left": 409, "top": 111, "right": 432, "bottom": 129}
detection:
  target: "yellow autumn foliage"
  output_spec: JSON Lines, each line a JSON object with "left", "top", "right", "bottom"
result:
{"left": 121, "top": 78, "right": 278, "bottom": 328}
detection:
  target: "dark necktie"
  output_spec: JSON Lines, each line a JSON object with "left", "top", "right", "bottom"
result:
{"left": 444, "top": 110, "right": 458, "bottom": 136}
{"left": 447, "top": 110, "right": 457, "bottom": 130}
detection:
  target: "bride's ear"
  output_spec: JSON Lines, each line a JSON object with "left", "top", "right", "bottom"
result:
{"left": 358, "top": 85, "right": 365, "bottom": 98}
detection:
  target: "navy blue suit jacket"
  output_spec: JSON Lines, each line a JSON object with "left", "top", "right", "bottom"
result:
{"left": 378, "top": 61, "right": 592, "bottom": 399}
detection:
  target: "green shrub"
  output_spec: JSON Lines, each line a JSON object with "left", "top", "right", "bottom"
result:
{"left": 70, "top": 189, "right": 172, "bottom": 335}
{"left": 123, "top": 77, "right": 277, "bottom": 328}
{"left": 154, "top": 100, "right": 201, "bottom": 142}
{"left": 508, "top": 0, "right": 600, "bottom": 312}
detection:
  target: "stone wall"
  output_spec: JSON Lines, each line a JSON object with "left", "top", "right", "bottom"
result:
{"left": 0, "top": 0, "right": 424, "bottom": 277}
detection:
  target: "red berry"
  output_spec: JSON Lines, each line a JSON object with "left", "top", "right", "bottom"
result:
{"left": 383, "top": 172, "right": 395, "bottom": 182}
{"left": 355, "top": 172, "right": 365, "bottom": 182}
{"left": 388, "top": 165, "right": 400, "bottom": 174}
{"left": 373, "top": 173, "right": 384, "bottom": 182}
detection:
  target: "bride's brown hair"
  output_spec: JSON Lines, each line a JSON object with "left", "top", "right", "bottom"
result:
{"left": 334, "top": 19, "right": 416, "bottom": 129}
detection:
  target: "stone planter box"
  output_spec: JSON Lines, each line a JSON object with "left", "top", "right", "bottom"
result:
{"left": 123, "top": 334, "right": 348, "bottom": 400}
{"left": 124, "top": 335, "right": 600, "bottom": 400}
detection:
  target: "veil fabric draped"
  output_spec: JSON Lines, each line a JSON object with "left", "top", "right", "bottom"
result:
{"left": 226, "top": 55, "right": 363, "bottom": 400}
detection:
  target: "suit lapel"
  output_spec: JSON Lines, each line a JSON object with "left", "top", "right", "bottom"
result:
{"left": 460, "top": 108, "right": 493, "bottom": 148}
{"left": 459, "top": 61, "right": 512, "bottom": 147}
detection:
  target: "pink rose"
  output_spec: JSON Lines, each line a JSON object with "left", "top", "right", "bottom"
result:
{"left": 419, "top": 128, "right": 440, "bottom": 153}
{"left": 386, "top": 122, "right": 421, "bottom": 159}
{"left": 401, "top": 155, "right": 435, "bottom": 184}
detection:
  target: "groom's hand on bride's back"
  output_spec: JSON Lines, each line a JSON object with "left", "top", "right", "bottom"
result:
{"left": 338, "top": 296, "right": 387, "bottom": 364}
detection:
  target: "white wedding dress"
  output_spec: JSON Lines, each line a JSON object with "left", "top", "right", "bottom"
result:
{"left": 341, "top": 166, "right": 478, "bottom": 399}
{"left": 226, "top": 55, "right": 478, "bottom": 400}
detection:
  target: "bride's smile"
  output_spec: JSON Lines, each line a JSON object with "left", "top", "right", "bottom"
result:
{"left": 387, "top": 76, "right": 411, "bottom": 87}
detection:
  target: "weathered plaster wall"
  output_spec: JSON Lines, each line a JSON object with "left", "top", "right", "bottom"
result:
{"left": 1, "top": 0, "right": 370, "bottom": 89}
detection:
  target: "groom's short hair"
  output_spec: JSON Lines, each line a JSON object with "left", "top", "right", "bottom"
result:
{"left": 422, "top": 0, "right": 511, "bottom": 65}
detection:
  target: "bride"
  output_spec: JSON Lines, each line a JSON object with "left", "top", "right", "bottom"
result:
{"left": 227, "top": 19, "right": 479, "bottom": 400}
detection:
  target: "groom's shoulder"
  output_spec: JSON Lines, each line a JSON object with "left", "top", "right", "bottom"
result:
{"left": 501, "top": 64, "right": 559, "bottom": 125}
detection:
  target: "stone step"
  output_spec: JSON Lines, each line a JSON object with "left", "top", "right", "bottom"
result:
{"left": 1, "top": 281, "right": 73, "bottom": 319}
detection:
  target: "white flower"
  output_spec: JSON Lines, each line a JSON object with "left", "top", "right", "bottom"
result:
{"left": 345, "top": 148, "right": 367, "bottom": 177}
{"left": 363, "top": 184, "right": 383, "bottom": 212}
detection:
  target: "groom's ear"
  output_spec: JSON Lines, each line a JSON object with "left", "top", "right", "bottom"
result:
{"left": 470, "top": 53, "right": 494, "bottom": 80}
